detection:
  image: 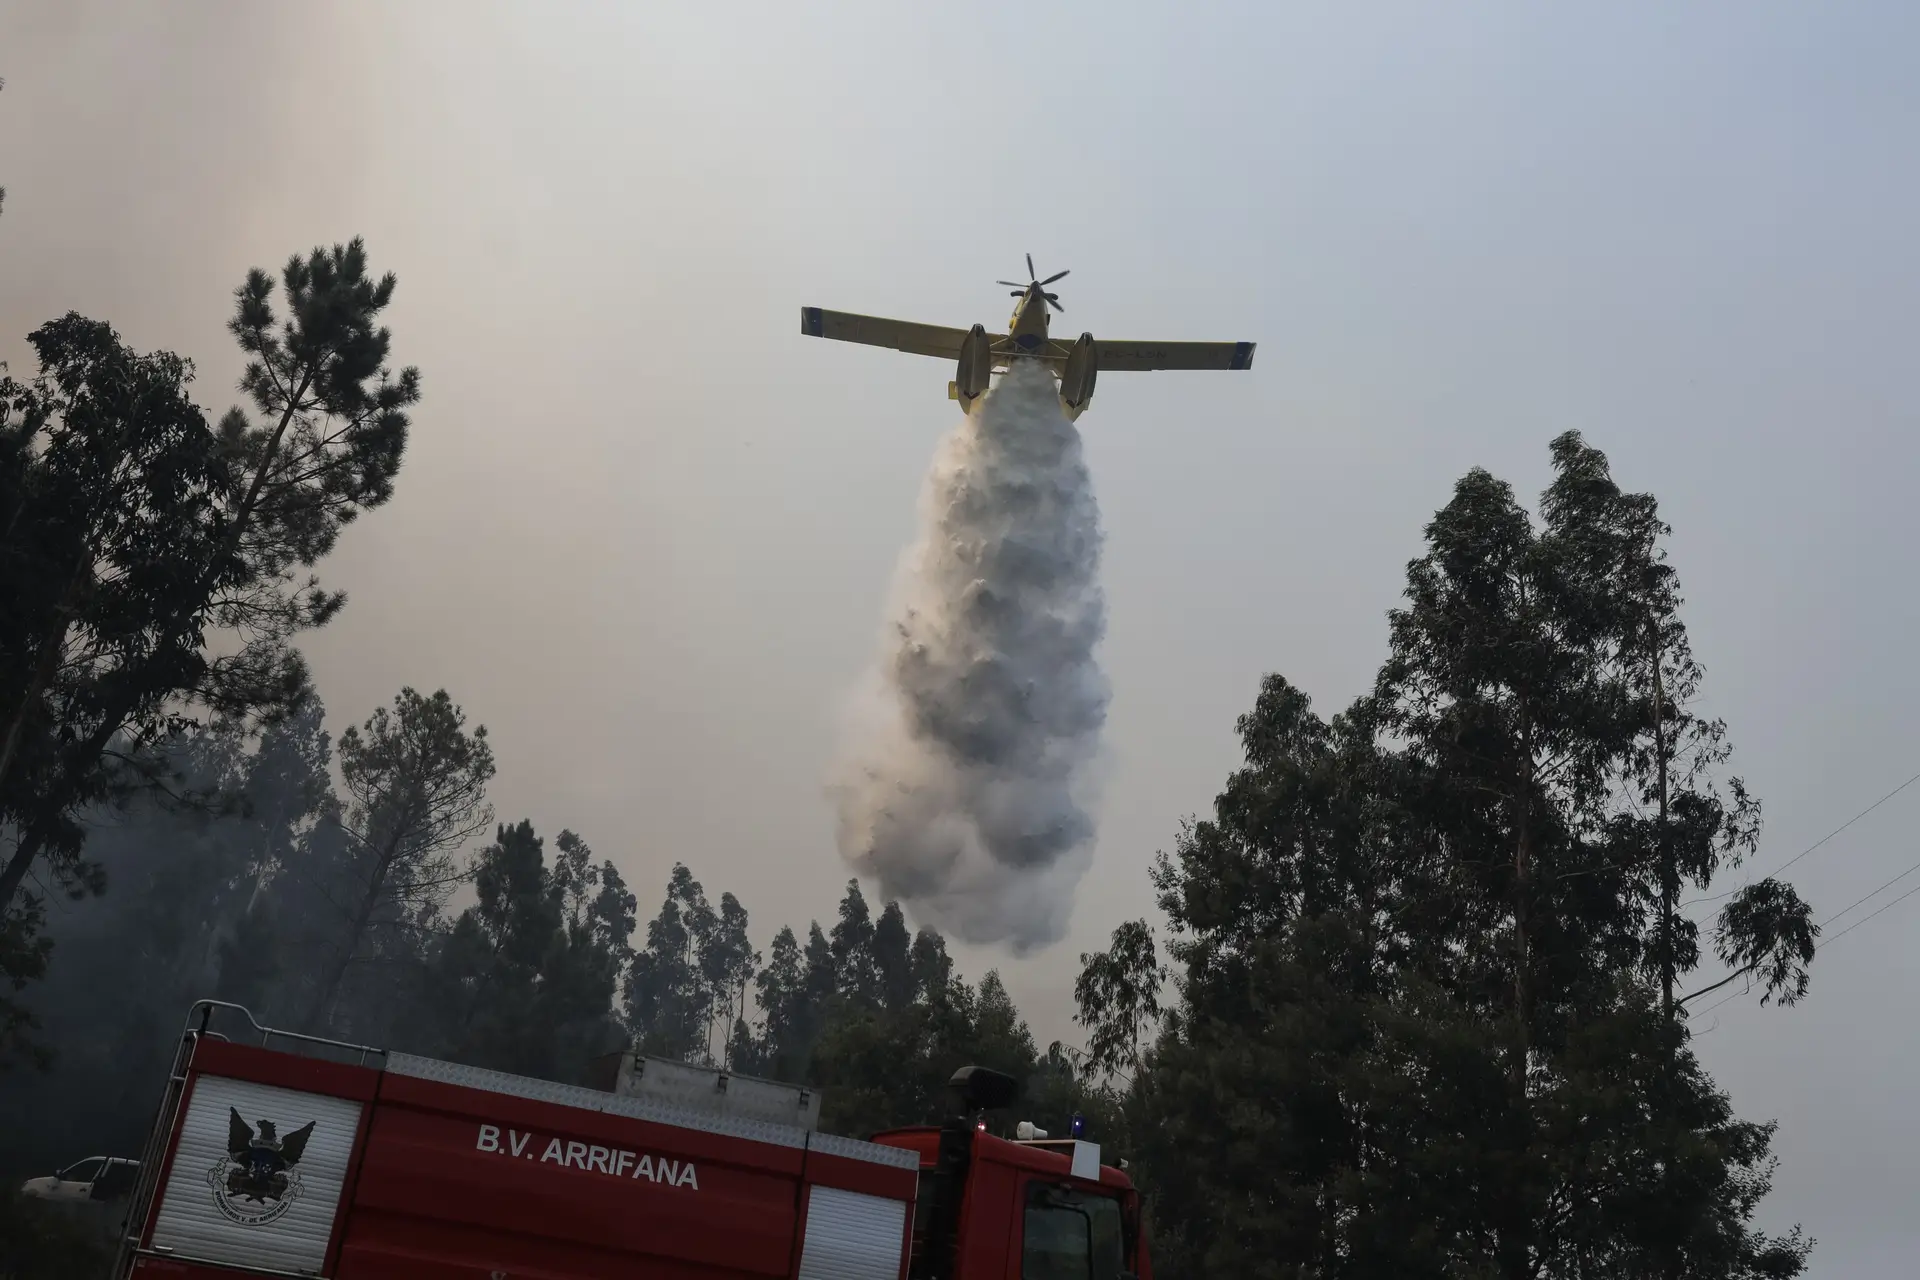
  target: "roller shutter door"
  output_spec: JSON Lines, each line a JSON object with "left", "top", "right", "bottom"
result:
{"left": 148, "top": 1074, "right": 364, "bottom": 1275}
{"left": 797, "top": 1185, "right": 909, "bottom": 1280}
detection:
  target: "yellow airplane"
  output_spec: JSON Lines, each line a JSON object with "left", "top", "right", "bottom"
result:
{"left": 800, "top": 255, "right": 1255, "bottom": 421}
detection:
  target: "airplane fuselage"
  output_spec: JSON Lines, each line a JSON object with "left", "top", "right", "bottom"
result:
{"left": 1004, "top": 285, "right": 1053, "bottom": 358}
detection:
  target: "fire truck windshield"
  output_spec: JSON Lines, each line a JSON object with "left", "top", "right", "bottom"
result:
{"left": 1022, "top": 1184, "right": 1126, "bottom": 1280}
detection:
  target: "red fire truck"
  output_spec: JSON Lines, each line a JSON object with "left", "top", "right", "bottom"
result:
{"left": 111, "top": 1002, "right": 1149, "bottom": 1280}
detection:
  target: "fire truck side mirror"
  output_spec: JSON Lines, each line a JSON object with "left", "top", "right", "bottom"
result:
{"left": 946, "top": 1065, "right": 1020, "bottom": 1114}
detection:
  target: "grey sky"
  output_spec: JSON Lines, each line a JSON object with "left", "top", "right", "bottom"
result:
{"left": 3, "top": 2, "right": 1916, "bottom": 1271}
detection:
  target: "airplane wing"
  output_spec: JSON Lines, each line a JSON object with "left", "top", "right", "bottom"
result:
{"left": 800, "top": 307, "right": 981, "bottom": 360}
{"left": 1093, "top": 340, "right": 1256, "bottom": 372}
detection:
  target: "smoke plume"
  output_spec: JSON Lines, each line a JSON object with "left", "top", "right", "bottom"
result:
{"left": 832, "top": 359, "right": 1109, "bottom": 952}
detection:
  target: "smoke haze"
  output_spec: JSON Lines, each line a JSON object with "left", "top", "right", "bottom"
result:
{"left": 9, "top": 8, "right": 1920, "bottom": 1267}
{"left": 833, "top": 361, "right": 1109, "bottom": 952}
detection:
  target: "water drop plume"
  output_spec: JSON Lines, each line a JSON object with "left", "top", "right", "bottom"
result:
{"left": 832, "top": 359, "right": 1109, "bottom": 953}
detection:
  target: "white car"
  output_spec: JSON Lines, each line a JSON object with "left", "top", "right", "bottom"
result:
{"left": 19, "top": 1155, "right": 139, "bottom": 1204}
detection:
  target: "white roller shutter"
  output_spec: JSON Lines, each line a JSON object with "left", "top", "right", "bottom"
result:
{"left": 797, "top": 1185, "right": 908, "bottom": 1280}
{"left": 148, "top": 1075, "right": 364, "bottom": 1275}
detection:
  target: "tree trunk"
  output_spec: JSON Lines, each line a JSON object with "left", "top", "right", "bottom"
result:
{"left": 1654, "top": 641, "right": 1674, "bottom": 1023}
{"left": 1502, "top": 726, "right": 1539, "bottom": 1280}
{"left": 202, "top": 792, "right": 288, "bottom": 989}
{"left": 221, "top": 368, "right": 315, "bottom": 567}
{"left": 1512, "top": 723, "right": 1534, "bottom": 1097}
{"left": 0, "top": 386, "right": 123, "bottom": 805}
{"left": 301, "top": 769, "right": 431, "bottom": 1033}
{"left": 303, "top": 841, "right": 396, "bottom": 1034}
{"left": 0, "top": 832, "right": 43, "bottom": 909}
{"left": 0, "top": 550, "right": 92, "bottom": 814}
{"left": 1649, "top": 638, "right": 1681, "bottom": 1280}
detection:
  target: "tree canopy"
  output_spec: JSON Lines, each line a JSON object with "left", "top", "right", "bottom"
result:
{"left": 0, "top": 239, "right": 419, "bottom": 927}
{"left": 1080, "top": 434, "right": 1813, "bottom": 1278}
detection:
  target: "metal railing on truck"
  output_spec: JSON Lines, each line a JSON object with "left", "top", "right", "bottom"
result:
{"left": 110, "top": 1001, "right": 387, "bottom": 1280}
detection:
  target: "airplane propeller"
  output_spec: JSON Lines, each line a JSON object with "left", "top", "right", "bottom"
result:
{"left": 996, "top": 254, "right": 1069, "bottom": 311}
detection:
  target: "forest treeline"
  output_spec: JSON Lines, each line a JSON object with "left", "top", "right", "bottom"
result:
{"left": 0, "top": 689, "right": 1097, "bottom": 1178}
{"left": 1, "top": 234, "right": 1821, "bottom": 1277}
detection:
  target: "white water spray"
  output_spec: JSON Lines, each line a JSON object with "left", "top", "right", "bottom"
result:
{"left": 832, "top": 360, "right": 1109, "bottom": 953}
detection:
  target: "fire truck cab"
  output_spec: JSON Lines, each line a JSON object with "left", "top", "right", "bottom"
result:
{"left": 872, "top": 1065, "right": 1145, "bottom": 1280}
{"left": 112, "top": 1002, "right": 1149, "bottom": 1280}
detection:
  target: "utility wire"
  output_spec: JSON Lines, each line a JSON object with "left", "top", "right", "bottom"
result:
{"left": 1689, "top": 846, "right": 1920, "bottom": 1018}
{"left": 1694, "top": 985, "right": 1746, "bottom": 1018}
{"left": 1819, "top": 880, "right": 1920, "bottom": 949}
{"left": 1683, "top": 768, "right": 1920, "bottom": 908}
{"left": 1814, "top": 852, "right": 1920, "bottom": 936}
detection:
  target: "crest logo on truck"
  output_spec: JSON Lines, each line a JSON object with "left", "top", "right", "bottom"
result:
{"left": 206, "top": 1107, "right": 316, "bottom": 1226}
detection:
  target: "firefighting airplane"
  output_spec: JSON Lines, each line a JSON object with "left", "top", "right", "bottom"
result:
{"left": 800, "top": 256, "right": 1255, "bottom": 421}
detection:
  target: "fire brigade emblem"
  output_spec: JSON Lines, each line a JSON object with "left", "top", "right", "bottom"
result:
{"left": 206, "top": 1108, "right": 316, "bottom": 1225}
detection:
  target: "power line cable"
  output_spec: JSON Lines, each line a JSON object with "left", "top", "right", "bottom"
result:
{"left": 1815, "top": 852, "right": 1920, "bottom": 935}
{"left": 1819, "top": 879, "right": 1920, "bottom": 950}
{"left": 1776, "top": 769, "right": 1920, "bottom": 876}
{"left": 1683, "top": 768, "right": 1920, "bottom": 907}
{"left": 1689, "top": 846, "right": 1920, "bottom": 1019}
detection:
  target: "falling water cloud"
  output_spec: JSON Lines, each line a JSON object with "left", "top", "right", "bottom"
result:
{"left": 832, "top": 360, "right": 1109, "bottom": 953}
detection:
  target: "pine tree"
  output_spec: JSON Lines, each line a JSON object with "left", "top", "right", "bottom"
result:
{"left": 428, "top": 822, "right": 630, "bottom": 1081}
{"left": 829, "top": 878, "right": 878, "bottom": 1004}
{"left": 0, "top": 241, "right": 420, "bottom": 919}
{"left": 753, "top": 926, "right": 811, "bottom": 1080}
{"left": 872, "top": 901, "right": 913, "bottom": 1012}
{"left": 908, "top": 926, "right": 951, "bottom": 1003}
{"left": 811, "top": 961, "right": 1043, "bottom": 1139}
{"left": 973, "top": 972, "right": 1036, "bottom": 1067}
{"left": 438, "top": 822, "right": 554, "bottom": 1066}
{"left": 302, "top": 688, "right": 494, "bottom": 1033}
{"left": 804, "top": 920, "right": 838, "bottom": 1002}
